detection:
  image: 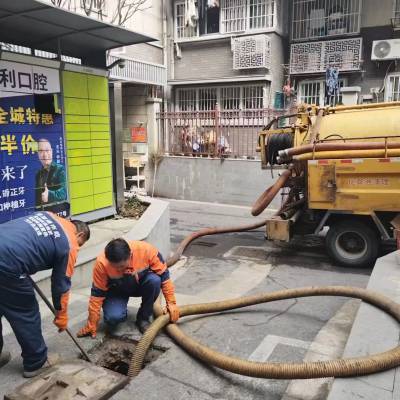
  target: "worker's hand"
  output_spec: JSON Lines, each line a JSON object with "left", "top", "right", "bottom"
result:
{"left": 53, "top": 312, "right": 68, "bottom": 332}
{"left": 164, "top": 303, "right": 180, "bottom": 323}
{"left": 77, "top": 321, "right": 97, "bottom": 339}
{"left": 42, "top": 183, "right": 49, "bottom": 204}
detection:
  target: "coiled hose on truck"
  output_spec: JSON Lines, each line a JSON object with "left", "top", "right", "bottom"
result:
{"left": 128, "top": 169, "right": 400, "bottom": 380}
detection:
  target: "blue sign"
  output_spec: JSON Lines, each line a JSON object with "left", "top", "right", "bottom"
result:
{"left": 0, "top": 94, "right": 69, "bottom": 223}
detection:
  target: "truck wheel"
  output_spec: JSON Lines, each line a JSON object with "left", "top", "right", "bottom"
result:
{"left": 326, "top": 220, "right": 379, "bottom": 268}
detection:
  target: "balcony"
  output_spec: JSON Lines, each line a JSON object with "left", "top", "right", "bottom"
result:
{"left": 107, "top": 55, "right": 167, "bottom": 87}
{"left": 290, "top": 37, "right": 362, "bottom": 75}
{"left": 291, "top": 0, "right": 361, "bottom": 41}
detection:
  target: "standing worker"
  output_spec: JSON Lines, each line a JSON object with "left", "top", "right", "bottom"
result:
{"left": 0, "top": 212, "right": 90, "bottom": 378}
{"left": 77, "top": 238, "right": 179, "bottom": 337}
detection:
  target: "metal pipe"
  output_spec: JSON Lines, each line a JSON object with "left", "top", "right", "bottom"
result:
{"left": 294, "top": 149, "right": 400, "bottom": 161}
{"left": 280, "top": 141, "right": 400, "bottom": 159}
{"left": 28, "top": 277, "right": 92, "bottom": 363}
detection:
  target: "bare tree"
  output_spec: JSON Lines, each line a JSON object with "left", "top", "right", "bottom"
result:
{"left": 111, "top": 0, "right": 151, "bottom": 26}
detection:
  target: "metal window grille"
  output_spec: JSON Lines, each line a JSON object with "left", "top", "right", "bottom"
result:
{"left": 199, "top": 88, "right": 218, "bottom": 110}
{"left": 176, "top": 2, "right": 198, "bottom": 39}
{"left": 221, "top": 0, "right": 247, "bottom": 33}
{"left": 393, "top": 0, "right": 400, "bottom": 27}
{"left": 243, "top": 85, "right": 264, "bottom": 108}
{"left": 292, "top": 0, "right": 361, "bottom": 41}
{"left": 232, "top": 35, "right": 271, "bottom": 69}
{"left": 290, "top": 37, "right": 362, "bottom": 74}
{"left": 386, "top": 74, "right": 400, "bottom": 102}
{"left": 298, "top": 79, "right": 346, "bottom": 106}
{"left": 0, "top": 42, "right": 31, "bottom": 55}
{"left": 249, "top": 0, "right": 274, "bottom": 29}
{"left": 177, "top": 88, "right": 197, "bottom": 111}
{"left": 221, "top": 86, "right": 241, "bottom": 109}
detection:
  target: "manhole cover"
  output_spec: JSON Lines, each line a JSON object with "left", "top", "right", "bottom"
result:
{"left": 5, "top": 361, "right": 128, "bottom": 400}
{"left": 90, "top": 337, "right": 167, "bottom": 376}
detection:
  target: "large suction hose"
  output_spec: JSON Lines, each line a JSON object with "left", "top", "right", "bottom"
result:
{"left": 129, "top": 286, "right": 400, "bottom": 378}
{"left": 294, "top": 148, "right": 400, "bottom": 161}
{"left": 251, "top": 169, "right": 292, "bottom": 216}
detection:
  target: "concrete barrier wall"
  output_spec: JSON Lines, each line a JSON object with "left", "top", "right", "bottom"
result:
{"left": 153, "top": 156, "right": 284, "bottom": 209}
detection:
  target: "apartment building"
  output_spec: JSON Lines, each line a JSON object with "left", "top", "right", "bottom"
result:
{"left": 166, "top": 0, "right": 289, "bottom": 113}
{"left": 289, "top": 0, "right": 400, "bottom": 106}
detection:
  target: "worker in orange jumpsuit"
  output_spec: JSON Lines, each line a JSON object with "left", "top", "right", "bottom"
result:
{"left": 77, "top": 238, "right": 179, "bottom": 337}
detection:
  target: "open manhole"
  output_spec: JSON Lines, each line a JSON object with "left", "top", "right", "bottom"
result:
{"left": 89, "top": 337, "right": 167, "bottom": 376}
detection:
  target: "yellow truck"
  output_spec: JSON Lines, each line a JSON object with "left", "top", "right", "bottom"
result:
{"left": 257, "top": 102, "right": 400, "bottom": 268}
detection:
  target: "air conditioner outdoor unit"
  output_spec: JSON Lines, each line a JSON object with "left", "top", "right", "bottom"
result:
{"left": 371, "top": 39, "right": 400, "bottom": 61}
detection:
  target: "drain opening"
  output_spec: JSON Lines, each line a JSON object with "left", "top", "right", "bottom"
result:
{"left": 89, "top": 337, "right": 167, "bottom": 376}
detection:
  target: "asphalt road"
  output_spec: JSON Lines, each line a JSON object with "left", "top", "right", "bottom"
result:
{"left": 120, "top": 199, "right": 370, "bottom": 400}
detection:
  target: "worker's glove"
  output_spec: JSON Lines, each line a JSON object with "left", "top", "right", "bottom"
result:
{"left": 77, "top": 320, "right": 98, "bottom": 339}
{"left": 77, "top": 296, "right": 103, "bottom": 338}
{"left": 161, "top": 279, "right": 179, "bottom": 323}
{"left": 164, "top": 302, "right": 180, "bottom": 323}
{"left": 53, "top": 290, "right": 69, "bottom": 331}
{"left": 53, "top": 311, "right": 68, "bottom": 332}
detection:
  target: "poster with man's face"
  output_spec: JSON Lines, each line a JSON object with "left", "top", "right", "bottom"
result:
{"left": 0, "top": 61, "right": 69, "bottom": 223}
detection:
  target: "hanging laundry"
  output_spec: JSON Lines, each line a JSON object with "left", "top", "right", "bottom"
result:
{"left": 207, "top": 0, "right": 220, "bottom": 7}
{"left": 185, "top": 0, "right": 198, "bottom": 27}
{"left": 326, "top": 66, "right": 339, "bottom": 97}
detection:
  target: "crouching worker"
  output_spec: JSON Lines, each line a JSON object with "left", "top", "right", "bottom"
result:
{"left": 77, "top": 238, "right": 179, "bottom": 337}
{"left": 0, "top": 212, "right": 90, "bottom": 378}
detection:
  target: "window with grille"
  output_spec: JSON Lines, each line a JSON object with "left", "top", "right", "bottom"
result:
{"left": 243, "top": 85, "right": 264, "bottom": 108}
{"left": 199, "top": 88, "right": 218, "bottom": 110}
{"left": 176, "top": 0, "right": 276, "bottom": 39}
{"left": 176, "top": 84, "right": 267, "bottom": 111}
{"left": 177, "top": 89, "right": 197, "bottom": 111}
{"left": 232, "top": 35, "right": 271, "bottom": 69}
{"left": 175, "top": 2, "right": 198, "bottom": 39}
{"left": 386, "top": 74, "right": 400, "bottom": 102}
{"left": 298, "top": 79, "right": 346, "bottom": 106}
{"left": 221, "top": 87, "right": 241, "bottom": 110}
{"left": 291, "top": 0, "right": 361, "bottom": 41}
{"left": 393, "top": 0, "right": 400, "bottom": 27}
{"left": 249, "top": 0, "right": 274, "bottom": 30}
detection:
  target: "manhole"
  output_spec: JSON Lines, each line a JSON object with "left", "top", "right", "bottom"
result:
{"left": 89, "top": 337, "right": 167, "bottom": 376}
{"left": 192, "top": 241, "right": 217, "bottom": 247}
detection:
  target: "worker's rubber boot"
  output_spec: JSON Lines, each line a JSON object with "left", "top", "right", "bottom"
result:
{"left": 23, "top": 353, "right": 60, "bottom": 378}
{"left": 136, "top": 318, "right": 151, "bottom": 334}
{"left": 0, "top": 351, "right": 11, "bottom": 369}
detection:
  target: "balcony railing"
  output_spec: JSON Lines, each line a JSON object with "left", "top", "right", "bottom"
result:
{"left": 107, "top": 55, "right": 167, "bottom": 87}
{"left": 291, "top": 0, "right": 361, "bottom": 41}
{"left": 290, "top": 37, "right": 362, "bottom": 74}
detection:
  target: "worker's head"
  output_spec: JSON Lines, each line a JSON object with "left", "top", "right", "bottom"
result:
{"left": 71, "top": 220, "right": 91, "bottom": 247}
{"left": 105, "top": 238, "right": 131, "bottom": 272}
{"left": 38, "top": 138, "right": 53, "bottom": 168}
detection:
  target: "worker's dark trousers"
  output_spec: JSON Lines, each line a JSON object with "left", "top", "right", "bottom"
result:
{"left": 103, "top": 272, "right": 161, "bottom": 326}
{"left": 0, "top": 272, "right": 47, "bottom": 372}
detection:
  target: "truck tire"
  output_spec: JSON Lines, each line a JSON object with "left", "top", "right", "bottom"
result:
{"left": 326, "top": 220, "right": 379, "bottom": 268}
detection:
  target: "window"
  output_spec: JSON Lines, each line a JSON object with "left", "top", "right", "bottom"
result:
{"left": 249, "top": 0, "right": 274, "bottom": 30}
{"left": 386, "top": 74, "right": 400, "bottom": 102}
{"left": 199, "top": 88, "right": 218, "bottom": 110}
{"left": 291, "top": 0, "right": 361, "bottom": 41}
{"left": 177, "top": 88, "right": 197, "bottom": 111}
{"left": 298, "top": 79, "right": 346, "bottom": 106}
{"left": 176, "top": 84, "right": 268, "bottom": 111}
{"left": 176, "top": 2, "right": 198, "bottom": 39}
{"left": 176, "top": 0, "right": 275, "bottom": 40}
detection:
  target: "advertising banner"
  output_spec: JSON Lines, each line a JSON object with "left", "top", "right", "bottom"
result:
{"left": 0, "top": 61, "right": 68, "bottom": 223}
